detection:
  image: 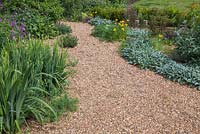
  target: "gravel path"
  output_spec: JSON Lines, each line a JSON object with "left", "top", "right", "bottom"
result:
{"left": 30, "top": 22, "right": 200, "bottom": 134}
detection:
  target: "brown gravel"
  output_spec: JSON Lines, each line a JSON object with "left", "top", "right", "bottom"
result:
{"left": 29, "top": 22, "right": 200, "bottom": 134}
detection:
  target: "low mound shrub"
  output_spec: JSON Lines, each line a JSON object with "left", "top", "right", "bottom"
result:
{"left": 91, "top": 17, "right": 128, "bottom": 41}
{"left": 56, "top": 23, "right": 72, "bottom": 35}
{"left": 1, "top": 0, "right": 64, "bottom": 22}
{"left": 58, "top": 35, "right": 78, "bottom": 48}
{"left": 175, "top": 25, "right": 200, "bottom": 63}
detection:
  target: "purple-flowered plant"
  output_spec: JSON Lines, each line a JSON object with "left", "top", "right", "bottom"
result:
{"left": 11, "top": 20, "right": 16, "bottom": 27}
{"left": 0, "top": 15, "right": 27, "bottom": 42}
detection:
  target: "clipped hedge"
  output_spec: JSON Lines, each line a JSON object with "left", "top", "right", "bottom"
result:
{"left": 133, "top": 4, "right": 200, "bottom": 28}
{"left": 89, "top": 6, "right": 126, "bottom": 21}
{"left": 134, "top": 6, "right": 184, "bottom": 26}
{"left": 120, "top": 29, "right": 200, "bottom": 89}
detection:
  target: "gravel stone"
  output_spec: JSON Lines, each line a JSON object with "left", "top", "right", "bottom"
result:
{"left": 28, "top": 22, "right": 200, "bottom": 134}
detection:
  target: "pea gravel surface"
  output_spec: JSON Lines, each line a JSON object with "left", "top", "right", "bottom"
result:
{"left": 29, "top": 22, "right": 200, "bottom": 134}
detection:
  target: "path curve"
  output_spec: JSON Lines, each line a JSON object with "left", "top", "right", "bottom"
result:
{"left": 30, "top": 22, "right": 200, "bottom": 134}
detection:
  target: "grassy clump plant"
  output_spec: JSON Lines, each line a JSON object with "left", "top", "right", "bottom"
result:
{"left": 0, "top": 40, "right": 77, "bottom": 134}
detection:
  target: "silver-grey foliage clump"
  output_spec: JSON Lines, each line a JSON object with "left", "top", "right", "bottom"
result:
{"left": 121, "top": 29, "right": 200, "bottom": 89}
{"left": 88, "top": 17, "right": 113, "bottom": 26}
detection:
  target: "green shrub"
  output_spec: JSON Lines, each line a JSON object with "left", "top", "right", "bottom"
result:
{"left": 89, "top": 6, "right": 126, "bottom": 21}
{"left": 91, "top": 20, "right": 128, "bottom": 41}
{"left": 61, "top": 0, "right": 108, "bottom": 21}
{"left": 135, "top": 6, "right": 184, "bottom": 28}
{"left": 58, "top": 35, "right": 78, "bottom": 48}
{"left": 56, "top": 23, "right": 72, "bottom": 35}
{"left": 15, "top": 9, "right": 59, "bottom": 38}
{"left": 0, "top": 17, "right": 11, "bottom": 48}
{"left": 1, "top": 0, "right": 64, "bottom": 22}
{"left": 120, "top": 28, "right": 200, "bottom": 89}
{"left": 134, "top": 4, "right": 200, "bottom": 30}
{"left": 0, "top": 15, "right": 26, "bottom": 49}
{"left": 185, "top": 4, "right": 200, "bottom": 26}
{"left": 1, "top": 1, "right": 64, "bottom": 39}
{"left": 175, "top": 25, "right": 200, "bottom": 63}
{"left": 0, "top": 40, "right": 77, "bottom": 133}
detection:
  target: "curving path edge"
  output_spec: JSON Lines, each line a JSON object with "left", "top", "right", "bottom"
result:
{"left": 30, "top": 22, "right": 200, "bottom": 134}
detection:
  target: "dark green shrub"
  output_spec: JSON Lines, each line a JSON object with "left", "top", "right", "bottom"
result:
{"left": 61, "top": 0, "right": 107, "bottom": 21}
{"left": 15, "top": 9, "right": 59, "bottom": 38}
{"left": 0, "top": 15, "right": 26, "bottom": 49}
{"left": 1, "top": 0, "right": 64, "bottom": 22}
{"left": 1, "top": 1, "right": 64, "bottom": 39}
{"left": 0, "top": 17, "right": 11, "bottom": 48}
{"left": 135, "top": 6, "right": 184, "bottom": 29}
{"left": 134, "top": 4, "right": 200, "bottom": 29}
{"left": 58, "top": 35, "right": 78, "bottom": 48}
{"left": 175, "top": 25, "right": 200, "bottom": 63}
{"left": 56, "top": 23, "right": 72, "bottom": 35}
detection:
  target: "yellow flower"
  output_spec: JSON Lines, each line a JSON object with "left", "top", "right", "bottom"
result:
{"left": 121, "top": 23, "right": 125, "bottom": 27}
{"left": 113, "top": 28, "right": 117, "bottom": 32}
{"left": 127, "top": 19, "right": 130, "bottom": 22}
{"left": 121, "top": 28, "right": 125, "bottom": 31}
{"left": 125, "top": 24, "right": 128, "bottom": 27}
{"left": 115, "top": 19, "right": 118, "bottom": 21}
{"left": 158, "top": 34, "right": 163, "bottom": 38}
{"left": 95, "top": 11, "right": 97, "bottom": 14}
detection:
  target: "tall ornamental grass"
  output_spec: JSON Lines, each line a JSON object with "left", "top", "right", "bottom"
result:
{"left": 0, "top": 40, "right": 77, "bottom": 134}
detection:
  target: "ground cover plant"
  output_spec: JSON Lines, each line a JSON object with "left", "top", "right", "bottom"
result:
{"left": 120, "top": 28, "right": 200, "bottom": 89}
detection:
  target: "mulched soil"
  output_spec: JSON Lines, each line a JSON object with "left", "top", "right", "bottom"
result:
{"left": 28, "top": 22, "right": 200, "bottom": 134}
